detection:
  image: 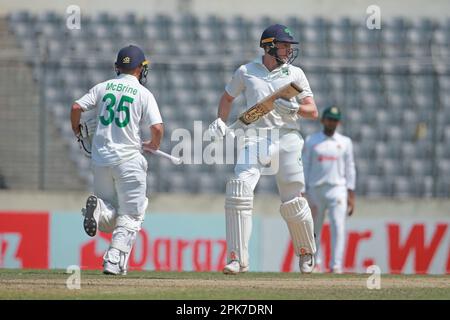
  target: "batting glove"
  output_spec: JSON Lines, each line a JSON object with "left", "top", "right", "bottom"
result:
{"left": 274, "top": 98, "right": 300, "bottom": 116}
{"left": 208, "top": 118, "right": 228, "bottom": 140}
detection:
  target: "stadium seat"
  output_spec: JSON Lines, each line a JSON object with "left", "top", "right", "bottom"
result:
{"left": 409, "top": 159, "right": 433, "bottom": 176}
{"left": 381, "top": 29, "right": 406, "bottom": 46}
{"left": 254, "top": 16, "right": 277, "bottom": 30}
{"left": 414, "top": 175, "right": 434, "bottom": 197}
{"left": 286, "top": 16, "right": 303, "bottom": 31}
{"left": 353, "top": 26, "right": 380, "bottom": 45}
{"left": 116, "top": 25, "right": 142, "bottom": 40}
{"left": 437, "top": 160, "right": 450, "bottom": 176}
{"left": 364, "top": 176, "right": 384, "bottom": 197}
{"left": 303, "top": 24, "right": 327, "bottom": 44}
{"left": 355, "top": 75, "right": 383, "bottom": 93}
{"left": 377, "top": 159, "right": 404, "bottom": 176}
{"left": 91, "top": 11, "right": 117, "bottom": 25}
{"left": 355, "top": 141, "right": 374, "bottom": 159}
{"left": 385, "top": 17, "right": 409, "bottom": 31}
{"left": 356, "top": 158, "right": 375, "bottom": 176}
{"left": 116, "top": 12, "right": 137, "bottom": 26}
{"left": 436, "top": 176, "right": 450, "bottom": 197}
{"left": 442, "top": 127, "right": 450, "bottom": 143}
{"left": 7, "top": 10, "right": 32, "bottom": 24}
{"left": 392, "top": 176, "right": 412, "bottom": 197}
{"left": 359, "top": 126, "right": 378, "bottom": 143}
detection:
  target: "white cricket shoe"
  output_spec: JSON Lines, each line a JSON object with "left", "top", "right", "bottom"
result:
{"left": 82, "top": 195, "right": 100, "bottom": 237}
{"left": 103, "top": 261, "right": 121, "bottom": 275}
{"left": 103, "top": 263, "right": 127, "bottom": 275}
{"left": 223, "top": 261, "right": 249, "bottom": 275}
{"left": 103, "top": 249, "right": 126, "bottom": 276}
{"left": 299, "top": 254, "right": 315, "bottom": 274}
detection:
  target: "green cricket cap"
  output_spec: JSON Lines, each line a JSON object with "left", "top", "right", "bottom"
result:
{"left": 322, "top": 106, "right": 342, "bottom": 120}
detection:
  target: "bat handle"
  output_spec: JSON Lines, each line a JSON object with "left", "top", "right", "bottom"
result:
{"left": 144, "top": 148, "right": 182, "bottom": 165}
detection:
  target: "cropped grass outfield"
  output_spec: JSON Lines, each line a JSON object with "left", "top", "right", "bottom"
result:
{"left": 0, "top": 269, "right": 449, "bottom": 300}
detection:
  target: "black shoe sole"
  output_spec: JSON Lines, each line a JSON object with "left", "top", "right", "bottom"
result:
{"left": 83, "top": 195, "right": 98, "bottom": 237}
{"left": 103, "top": 270, "right": 118, "bottom": 275}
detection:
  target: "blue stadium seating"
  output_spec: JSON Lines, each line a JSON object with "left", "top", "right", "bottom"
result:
{"left": 7, "top": 12, "right": 449, "bottom": 196}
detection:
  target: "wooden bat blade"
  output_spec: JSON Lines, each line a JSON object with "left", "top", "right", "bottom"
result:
{"left": 238, "top": 82, "right": 303, "bottom": 125}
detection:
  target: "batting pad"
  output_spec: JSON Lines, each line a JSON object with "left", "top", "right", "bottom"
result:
{"left": 225, "top": 179, "right": 253, "bottom": 267}
{"left": 280, "top": 197, "right": 317, "bottom": 256}
{"left": 104, "top": 226, "right": 138, "bottom": 274}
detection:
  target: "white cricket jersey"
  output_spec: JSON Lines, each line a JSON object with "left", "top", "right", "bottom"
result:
{"left": 303, "top": 131, "right": 356, "bottom": 190}
{"left": 76, "top": 74, "right": 163, "bottom": 166}
{"left": 225, "top": 56, "right": 313, "bottom": 131}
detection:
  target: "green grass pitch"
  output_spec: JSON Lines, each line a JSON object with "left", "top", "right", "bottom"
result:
{"left": 0, "top": 269, "right": 449, "bottom": 300}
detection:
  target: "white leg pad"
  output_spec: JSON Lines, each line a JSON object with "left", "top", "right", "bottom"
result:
{"left": 225, "top": 179, "right": 253, "bottom": 267}
{"left": 102, "top": 198, "right": 146, "bottom": 274}
{"left": 280, "top": 197, "right": 317, "bottom": 256}
{"left": 103, "top": 226, "right": 137, "bottom": 274}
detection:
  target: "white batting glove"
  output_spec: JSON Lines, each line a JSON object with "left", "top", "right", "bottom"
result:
{"left": 208, "top": 118, "right": 228, "bottom": 140}
{"left": 274, "top": 98, "right": 300, "bottom": 116}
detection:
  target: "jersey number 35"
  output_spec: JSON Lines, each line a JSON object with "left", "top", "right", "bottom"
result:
{"left": 100, "top": 93, "right": 133, "bottom": 128}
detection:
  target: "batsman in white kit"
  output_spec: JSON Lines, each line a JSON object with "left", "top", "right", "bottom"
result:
{"left": 209, "top": 24, "right": 319, "bottom": 274}
{"left": 303, "top": 107, "right": 356, "bottom": 274}
{"left": 70, "top": 45, "right": 163, "bottom": 275}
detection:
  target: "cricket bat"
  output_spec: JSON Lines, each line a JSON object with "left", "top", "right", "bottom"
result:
{"left": 227, "top": 82, "right": 303, "bottom": 135}
{"left": 142, "top": 147, "right": 182, "bottom": 164}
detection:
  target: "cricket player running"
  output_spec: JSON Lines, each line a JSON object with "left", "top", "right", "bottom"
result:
{"left": 209, "top": 24, "right": 319, "bottom": 274}
{"left": 70, "top": 45, "right": 163, "bottom": 275}
{"left": 303, "top": 107, "right": 356, "bottom": 274}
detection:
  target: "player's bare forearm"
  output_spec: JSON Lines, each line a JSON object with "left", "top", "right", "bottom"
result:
{"left": 70, "top": 103, "right": 83, "bottom": 135}
{"left": 146, "top": 123, "right": 164, "bottom": 151}
{"left": 217, "top": 91, "right": 234, "bottom": 122}
{"left": 297, "top": 96, "right": 318, "bottom": 119}
{"left": 299, "top": 103, "right": 318, "bottom": 119}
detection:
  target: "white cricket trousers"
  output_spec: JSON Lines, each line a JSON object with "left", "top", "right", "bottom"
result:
{"left": 234, "top": 129, "right": 306, "bottom": 200}
{"left": 308, "top": 184, "right": 347, "bottom": 271}
{"left": 92, "top": 153, "right": 148, "bottom": 228}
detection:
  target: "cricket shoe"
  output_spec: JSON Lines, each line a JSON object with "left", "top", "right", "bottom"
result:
{"left": 299, "top": 254, "right": 315, "bottom": 274}
{"left": 82, "top": 195, "right": 99, "bottom": 237}
{"left": 103, "top": 249, "right": 126, "bottom": 276}
{"left": 103, "top": 261, "right": 127, "bottom": 275}
{"left": 103, "top": 261, "right": 121, "bottom": 275}
{"left": 223, "top": 261, "right": 249, "bottom": 275}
